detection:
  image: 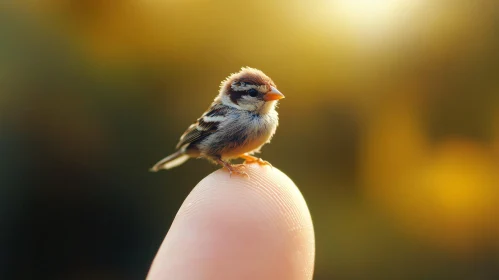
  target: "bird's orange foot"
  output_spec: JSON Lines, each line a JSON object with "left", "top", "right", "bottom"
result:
{"left": 226, "top": 164, "right": 249, "bottom": 178}
{"left": 245, "top": 158, "right": 272, "bottom": 167}
{"left": 240, "top": 154, "right": 273, "bottom": 168}
{"left": 216, "top": 159, "right": 249, "bottom": 178}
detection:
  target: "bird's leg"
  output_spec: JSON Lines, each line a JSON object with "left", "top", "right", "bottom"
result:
{"left": 239, "top": 154, "right": 273, "bottom": 167}
{"left": 215, "top": 158, "right": 249, "bottom": 178}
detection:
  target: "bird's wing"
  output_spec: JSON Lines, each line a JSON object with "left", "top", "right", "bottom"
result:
{"left": 175, "top": 104, "right": 229, "bottom": 149}
{"left": 175, "top": 121, "right": 217, "bottom": 149}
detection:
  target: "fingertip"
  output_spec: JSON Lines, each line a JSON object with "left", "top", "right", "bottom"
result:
{"left": 147, "top": 164, "right": 315, "bottom": 280}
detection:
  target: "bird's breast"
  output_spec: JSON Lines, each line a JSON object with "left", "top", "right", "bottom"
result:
{"left": 218, "top": 112, "right": 278, "bottom": 159}
{"left": 220, "top": 132, "right": 271, "bottom": 159}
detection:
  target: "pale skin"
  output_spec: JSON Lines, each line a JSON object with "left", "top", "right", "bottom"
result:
{"left": 146, "top": 164, "right": 315, "bottom": 280}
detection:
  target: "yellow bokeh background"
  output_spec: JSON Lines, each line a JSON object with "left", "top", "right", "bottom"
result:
{"left": 2, "top": 1, "right": 499, "bottom": 279}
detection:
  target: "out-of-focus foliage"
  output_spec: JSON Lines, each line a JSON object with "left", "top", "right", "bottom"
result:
{"left": 1, "top": 1, "right": 499, "bottom": 279}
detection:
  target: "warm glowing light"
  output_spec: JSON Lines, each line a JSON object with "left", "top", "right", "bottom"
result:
{"left": 335, "top": 0, "right": 402, "bottom": 23}
{"left": 332, "top": 0, "right": 418, "bottom": 43}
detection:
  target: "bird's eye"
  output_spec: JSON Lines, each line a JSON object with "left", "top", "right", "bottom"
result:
{"left": 247, "top": 88, "right": 258, "bottom": 97}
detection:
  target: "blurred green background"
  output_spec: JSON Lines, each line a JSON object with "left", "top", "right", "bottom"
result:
{"left": 2, "top": 1, "right": 499, "bottom": 279}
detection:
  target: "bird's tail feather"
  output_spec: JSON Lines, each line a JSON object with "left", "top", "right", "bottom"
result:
{"left": 150, "top": 151, "right": 190, "bottom": 172}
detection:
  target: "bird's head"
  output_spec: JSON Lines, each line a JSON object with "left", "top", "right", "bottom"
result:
{"left": 217, "top": 67, "right": 284, "bottom": 114}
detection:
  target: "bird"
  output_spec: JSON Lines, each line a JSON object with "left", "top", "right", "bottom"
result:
{"left": 150, "top": 67, "right": 285, "bottom": 177}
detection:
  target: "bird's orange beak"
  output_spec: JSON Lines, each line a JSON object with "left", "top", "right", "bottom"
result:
{"left": 264, "top": 86, "right": 285, "bottom": 101}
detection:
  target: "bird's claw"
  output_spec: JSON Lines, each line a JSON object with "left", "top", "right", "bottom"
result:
{"left": 225, "top": 164, "right": 249, "bottom": 178}
{"left": 244, "top": 158, "right": 273, "bottom": 168}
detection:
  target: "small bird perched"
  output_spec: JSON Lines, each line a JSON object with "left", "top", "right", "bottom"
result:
{"left": 151, "top": 67, "right": 285, "bottom": 177}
